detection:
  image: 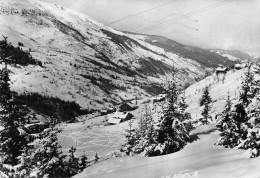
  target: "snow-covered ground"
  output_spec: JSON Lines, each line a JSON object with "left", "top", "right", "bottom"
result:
{"left": 2, "top": 0, "right": 259, "bottom": 176}
{"left": 58, "top": 103, "right": 149, "bottom": 159}
{"left": 74, "top": 124, "right": 260, "bottom": 178}
{"left": 185, "top": 68, "right": 245, "bottom": 121}
{"left": 72, "top": 68, "right": 260, "bottom": 178}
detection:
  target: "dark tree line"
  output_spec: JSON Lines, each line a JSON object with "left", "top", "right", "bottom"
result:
{"left": 0, "top": 38, "right": 41, "bottom": 66}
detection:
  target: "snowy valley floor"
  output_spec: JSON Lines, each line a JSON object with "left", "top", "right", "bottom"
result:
{"left": 74, "top": 124, "right": 260, "bottom": 178}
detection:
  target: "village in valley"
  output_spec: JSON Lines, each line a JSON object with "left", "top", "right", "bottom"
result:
{"left": 1, "top": 0, "right": 260, "bottom": 178}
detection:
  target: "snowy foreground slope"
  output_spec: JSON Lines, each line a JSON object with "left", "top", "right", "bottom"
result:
{"left": 73, "top": 68, "right": 260, "bottom": 178}
{"left": 0, "top": 0, "right": 245, "bottom": 109}
{"left": 74, "top": 124, "right": 260, "bottom": 178}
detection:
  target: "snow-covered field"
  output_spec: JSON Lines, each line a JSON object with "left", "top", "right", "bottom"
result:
{"left": 74, "top": 124, "right": 260, "bottom": 178}
{"left": 58, "top": 103, "right": 149, "bottom": 159}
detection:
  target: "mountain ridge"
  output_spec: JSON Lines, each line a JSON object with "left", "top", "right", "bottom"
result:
{"left": 0, "top": 0, "right": 248, "bottom": 109}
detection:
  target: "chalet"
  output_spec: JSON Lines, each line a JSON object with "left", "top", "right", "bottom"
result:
{"left": 108, "top": 111, "right": 133, "bottom": 124}
{"left": 234, "top": 64, "right": 245, "bottom": 70}
{"left": 24, "top": 123, "right": 46, "bottom": 134}
{"left": 215, "top": 67, "right": 229, "bottom": 75}
{"left": 154, "top": 94, "right": 167, "bottom": 102}
{"left": 19, "top": 46, "right": 30, "bottom": 52}
{"left": 26, "top": 114, "right": 49, "bottom": 125}
{"left": 117, "top": 103, "right": 134, "bottom": 112}
{"left": 107, "top": 107, "right": 116, "bottom": 113}
{"left": 100, "top": 109, "right": 108, "bottom": 115}
{"left": 29, "top": 117, "right": 40, "bottom": 124}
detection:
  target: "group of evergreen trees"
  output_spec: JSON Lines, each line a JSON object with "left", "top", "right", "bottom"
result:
{"left": 123, "top": 73, "right": 193, "bottom": 156}
{"left": 0, "top": 37, "right": 41, "bottom": 66}
{"left": 0, "top": 37, "right": 87, "bottom": 177}
{"left": 123, "top": 62, "right": 260, "bottom": 158}
{"left": 216, "top": 63, "right": 260, "bottom": 157}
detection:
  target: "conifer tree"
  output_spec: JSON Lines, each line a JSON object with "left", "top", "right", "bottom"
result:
{"left": 199, "top": 86, "right": 212, "bottom": 125}
{"left": 79, "top": 153, "right": 88, "bottom": 172}
{"left": 0, "top": 36, "right": 88, "bottom": 177}
{"left": 0, "top": 36, "right": 30, "bottom": 166}
{"left": 241, "top": 93, "right": 260, "bottom": 157}
{"left": 67, "top": 146, "right": 80, "bottom": 176}
{"left": 156, "top": 72, "right": 192, "bottom": 154}
{"left": 240, "top": 64, "right": 254, "bottom": 106}
{"left": 215, "top": 65, "right": 260, "bottom": 156}
{"left": 215, "top": 91, "right": 248, "bottom": 148}
{"left": 216, "top": 92, "right": 231, "bottom": 132}
{"left": 124, "top": 116, "right": 136, "bottom": 155}
{"left": 199, "top": 86, "right": 212, "bottom": 106}
{"left": 122, "top": 70, "right": 193, "bottom": 156}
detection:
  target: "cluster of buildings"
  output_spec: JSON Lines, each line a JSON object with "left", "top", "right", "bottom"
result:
{"left": 107, "top": 103, "right": 137, "bottom": 124}
{"left": 215, "top": 63, "right": 247, "bottom": 75}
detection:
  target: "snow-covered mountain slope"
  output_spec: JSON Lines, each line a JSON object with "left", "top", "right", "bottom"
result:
{"left": 211, "top": 49, "right": 255, "bottom": 63}
{"left": 185, "top": 68, "right": 245, "bottom": 121}
{"left": 126, "top": 34, "right": 241, "bottom": 68}
{"left": 0, "top": 0, "right": 239, "bottom": 109}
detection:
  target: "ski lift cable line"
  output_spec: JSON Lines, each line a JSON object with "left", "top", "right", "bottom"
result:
{"left": 136, "top": 0, "right": 234, "bottom": 33}
{"left": 103, "top": 0, "right": 179, "bottom": 27}
{"left": 136, "top": 0, "right": 235, "bottom": 33}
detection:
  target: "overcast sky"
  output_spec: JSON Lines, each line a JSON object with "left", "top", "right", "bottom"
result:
{"left": 39, "top": 0, "right": 260, "bottom": 57}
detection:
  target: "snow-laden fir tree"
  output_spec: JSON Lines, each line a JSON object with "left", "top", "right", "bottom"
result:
{"left": 0, "top": 36, "right": 31, "bottom": 167}
{"left": 216, "top": 92, "right": 232, "bottom": 136}
{"left": 122, "top": 70, "right": 193, "bottom": 156}
{"left": 237, "top": 93, "right": 260, "bottom": 157}
{"left": 17, "top": 118, "right": 88, "bottom": 177}
{"left": 236, "top": 63, "right": 260, "bottom": 157}
{"left": 199, "top": 86, "right": 212, "bottom": 125}
{"left": 123, "top": 104, "right": 157, "bottom": 156}
{"left": 216, "top": 100, "right": 248, "bottom": 148}
{"left": 0, "top": 37, "right": 88, "bottom": 177}
{"left": 156, "top": 75, "right": 193, "bottom": 154}
{"left": 216, "top": 63, "right": 260, "bottom": 158}
{"left": 239, "top": 63, "right": 255, "bottom": 106}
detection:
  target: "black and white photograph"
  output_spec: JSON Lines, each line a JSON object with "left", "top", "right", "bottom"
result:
{"left": 0, "top": 0, "right": 260, "bottom": 177}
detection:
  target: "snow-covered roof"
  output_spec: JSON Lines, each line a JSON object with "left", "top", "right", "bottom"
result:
{"left": 216, "top": 67, "right": 227, "bottom": 72}
{"left": 112, "top": 111, "right": 130, "bottom": 119}
{"left": 234, "top": 64, "right": 245, "bottom": 68}
{"left": 108, "top": 112, "right": 133, "bottom": 124}
{"left": 34, "top": 114, "right": 49, "bottom": 124}
{"left": 118, "top": 103, "right": 133, "bottom": 108}
{"left": 108, "top": 118, "right": 121, "bottom": 124}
